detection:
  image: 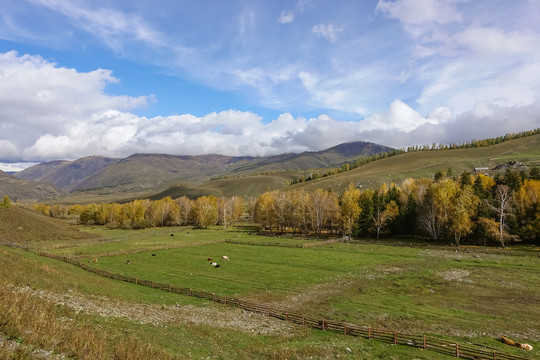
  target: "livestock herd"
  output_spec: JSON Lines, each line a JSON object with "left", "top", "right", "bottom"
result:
{"left": 120, "top": 254, "right": 231, "bottom": 269}
{"left": 208, "top": 255, "right": 229, "bottom": 268}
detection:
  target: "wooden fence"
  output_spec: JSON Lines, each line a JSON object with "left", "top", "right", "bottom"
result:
{"left": 17, "top": 247, "right": 530, "bottom": 360}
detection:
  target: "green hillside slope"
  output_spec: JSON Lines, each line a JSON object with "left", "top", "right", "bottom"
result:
{"left": 291, "top": 133, "right": 540, "bottom": 194}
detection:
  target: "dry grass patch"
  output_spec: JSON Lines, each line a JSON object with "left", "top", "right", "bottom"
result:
{"left": 0, "top": 282, "right": 174, "bottom": 360}
{"left": 13, "top": 285, "right": 295, "bottom": 336}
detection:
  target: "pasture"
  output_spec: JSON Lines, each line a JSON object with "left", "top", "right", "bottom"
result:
{"left": 2, "top": 212, "right": 539, "bottom": 359}
{"left": 48, "top": 225, "right": 540, "bottom": 356}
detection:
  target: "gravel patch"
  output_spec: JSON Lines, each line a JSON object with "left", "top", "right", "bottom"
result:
{"left": 0, "top": 334, "right": 67, "bottom": 360}
{"left": 437, "top": 269, "right": 471, "bottom": 282}
{"left": 12, "top": 285, "right": 296, "bottom": 336}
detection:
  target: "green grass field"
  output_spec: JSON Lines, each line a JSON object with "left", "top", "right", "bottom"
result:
{"left": 1, "top": 206, "right": 539, "bottom": 359}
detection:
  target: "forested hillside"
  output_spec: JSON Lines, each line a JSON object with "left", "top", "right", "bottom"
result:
{"left": 28, "top": 165, "right": 540, "bottom": 246}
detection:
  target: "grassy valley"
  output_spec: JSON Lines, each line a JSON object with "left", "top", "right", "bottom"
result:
{"left": 1, "top": 208, "right": 538, "bottom": 359}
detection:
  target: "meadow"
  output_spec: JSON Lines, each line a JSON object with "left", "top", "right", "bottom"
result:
{"left": 1, "top": 205, "right": 539, "bottom": 359}
{"left": 49, "top": 224, "right": 540, "bottom": 357}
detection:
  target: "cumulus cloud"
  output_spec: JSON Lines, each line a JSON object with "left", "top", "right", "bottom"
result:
{"left": 278, "top": 10, "right": 294, "bottom": 24}
{"left": 2, "top": 49, "right": 537, "bottom": 164}
{"left": 376, "top": 0, "right": 465, "bottom": 27}
{"left": 360, "top": 100, "right": 447, "bottom": 132}
{"left": 0, "top": 51, "right": 148, "bottom": 161}
{"left": 312, "top": 23, "right": 342, "bottom": 43}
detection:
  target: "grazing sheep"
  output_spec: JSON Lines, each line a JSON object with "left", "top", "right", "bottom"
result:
{"left": 222, "top": 255, "right": 229, "bottom": 261}
{"left": 152, "top": 254, "right": 156, "bottom": 256}
{"left": 215, "top": 264, "right": 220, "bottom": 268}
{"left": 210, "top": 262, "right": 218, "bottom": 266}
{"left": 91, "top": 258, "right": 98, "bottom": 263}
{"left": 126, "top": 260, "right": 131, "bottom": 264}
{"left": 170, "top": 233, "right": 174, "bottom": 237}
{"left": 207, "top": 258, "right": 213, "bottom": 261}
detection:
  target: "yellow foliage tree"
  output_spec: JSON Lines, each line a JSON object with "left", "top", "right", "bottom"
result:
{"left": 340, "top": 183, "right": 361, "bottom": 240}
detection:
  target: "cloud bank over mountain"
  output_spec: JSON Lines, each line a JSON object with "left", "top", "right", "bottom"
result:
{"left": 0, "top": 0, "right": 539, "bottom": 169}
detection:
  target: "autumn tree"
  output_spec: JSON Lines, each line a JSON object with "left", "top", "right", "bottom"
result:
{"left": 449, "top": 185, "right": 480, "bottom": 246}
{"left": 291, "top": 190, "right": 311, "bottom": 235}
{"left": 513, "top": 179, "right": 540, "bottom": 242}
{"left": 419, "top": 179, "right": 459, "bottom": 241}
{"left": 372, "top": 200, "right": 399, "bottom": 240}
{"left": 254, "top": 191, "right": 277, "bottom": 231}
{"left": 340, "top": 183, "right": 361, "bottom": 240}
{"left": 218, "top": 196, "right": 244, "bottom": 229}
{"left": 176, "top": 196, "right": 194, "bottom": 226}
{"left": 271, "top": 190, "right": 294, "bottom": 233}
{"left": 194, "top": 195, "right": 218, "bottom": 228}
{"left": 309, "top": 189, "right": 339, "bottom": 238}
{"left": 2, "top": 195, "right": 12, "bottom": 208}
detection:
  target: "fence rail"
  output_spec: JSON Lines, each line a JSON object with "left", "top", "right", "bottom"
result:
{"left": 0, "top": 241, "right": 532, "bottom": 360}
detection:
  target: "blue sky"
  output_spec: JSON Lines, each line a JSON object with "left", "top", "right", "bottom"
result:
{"left": 1, "top": 0, "right": 539, "bottom": 171}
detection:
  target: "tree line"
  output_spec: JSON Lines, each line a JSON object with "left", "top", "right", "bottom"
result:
{"left": 29, "top": 166, "right": 540, "bottom": 246}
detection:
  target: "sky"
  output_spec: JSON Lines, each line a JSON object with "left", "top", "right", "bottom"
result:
{"left": 1, "top": 0, "right": 540, "bottom": 171}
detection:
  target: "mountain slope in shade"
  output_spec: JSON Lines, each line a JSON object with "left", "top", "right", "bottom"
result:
{"left": 15, "top": 157, "right": 120, "bottom": 191}
{"left": 72, "top": 153, "right": 256, "bottom": 192}
{"left": 0, "top": 170, "right": 63, "bottom": 201}
{"left": 72, "top": 141, "right": 392, "bottom": 192}
{"left": 8, "top": 140, "right": 393, "bottom": 197}
{"left": 205, "top": 141, "right": 394, "bottom": 174}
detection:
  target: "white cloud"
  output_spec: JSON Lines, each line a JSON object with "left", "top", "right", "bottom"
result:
{"left": 453, "top": 26, "right": 536, "bottom": 56}
{"left": 312, "top": 23, "right": 342, "bottom": 43}
{"left": 29, "top": 0, "right": 167, "bottom": 50}
{"left": 0, "top": 51, "right": 148, "bottom": 161}
{"left": 0, "top": 162, "right": 38, "bottom": 172}
{"left": 278, "top": 10, "right": 294, "bottom": 24}
{"left": 360, "top": 100, "right": 446, "bottom": 132}
{"left": 376, "top": 0, "right": 465, "bottom": 26}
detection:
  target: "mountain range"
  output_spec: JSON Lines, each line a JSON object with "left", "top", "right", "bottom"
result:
{"left": 4, "top": 141, "right": 393, "bottom": 201}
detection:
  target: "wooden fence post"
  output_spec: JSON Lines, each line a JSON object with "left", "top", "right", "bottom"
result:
{"left": 493, "top": 350, "right": 496, "bottom": 360}
{"left": 368, "top": 327, "right": 371, "bottom": 339}
{"left": 394, "top": 331, "right": 397, "bottom": 345}
{"left": 344, "top": 323, "right": 347, "bottom": 335}
{"left": 423, "top": 335, "right": 427, "bottom": 350}
{"left": 455, "top": 343, "right": 459, "bottom": 358}
{"left": 135, "top": 278, "right": 138, "bottom": 285}
{"left": 169, "top": 284, "right": 172, "bottom": 292}
{"left": 212, "top": 293, "right": 215, "bottom": 302}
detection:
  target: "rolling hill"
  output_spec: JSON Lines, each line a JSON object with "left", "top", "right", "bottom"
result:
{"left": 140, "top": 133, "right": 540, "bottom": 199}
{"left": 13, "top": 141, "right": 391, "bottom": 198}
{"left": 14, "top": 156, "right": 120, "bottom": 192}
{"left": 0, "top": 170, "right": 63, "bottom": 201}
{"left": 5, "top": 134, "right": 540, "bottom": 202}
{"left": 289, "top": 132, "right": 540, "bottom": 194}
